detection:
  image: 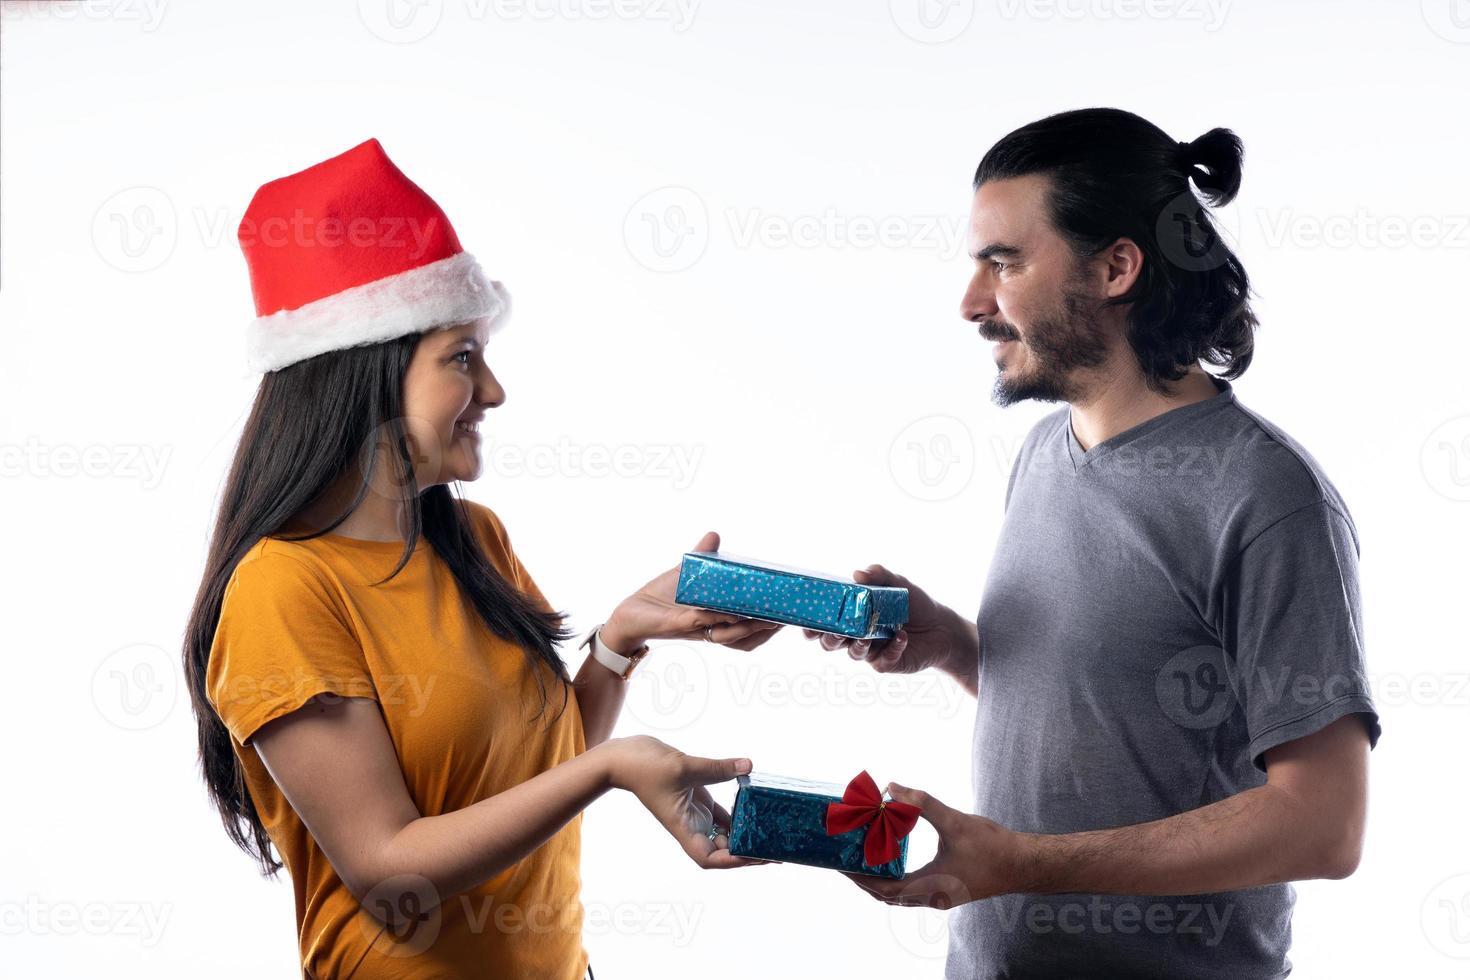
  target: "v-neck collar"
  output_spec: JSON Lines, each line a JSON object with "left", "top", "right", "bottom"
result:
{"left": 1065, "top": 376, "right": 1235, "bottom": 473}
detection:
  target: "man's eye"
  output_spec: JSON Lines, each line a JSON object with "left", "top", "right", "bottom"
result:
{"left": 991, "top": 260, "right": 1009, "bottom": 273}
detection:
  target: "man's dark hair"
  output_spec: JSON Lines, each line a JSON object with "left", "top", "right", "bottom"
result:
{"left": 973, "top": 107, "right": 1258, "bottom": 391}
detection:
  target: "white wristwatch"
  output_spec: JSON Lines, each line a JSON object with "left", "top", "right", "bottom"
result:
{"left": 581, "top": 624, "right": 650, "bottom": 681}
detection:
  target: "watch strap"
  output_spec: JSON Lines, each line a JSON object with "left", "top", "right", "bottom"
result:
{"left": 582, "top": 624, "right": 650, "bottom": 680}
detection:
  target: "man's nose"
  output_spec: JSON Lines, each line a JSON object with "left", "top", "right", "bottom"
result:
{"left": 960, "top": 270, "right": 998, "bottom": 323}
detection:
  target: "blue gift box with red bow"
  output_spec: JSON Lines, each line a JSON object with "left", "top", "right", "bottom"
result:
{"left": 727, "top": 771, "right": 917, "bottom": 879}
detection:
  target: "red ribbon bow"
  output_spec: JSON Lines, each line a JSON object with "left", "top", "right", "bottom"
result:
{"left": 824, "top": 770, "right": 921, "bottom": 867}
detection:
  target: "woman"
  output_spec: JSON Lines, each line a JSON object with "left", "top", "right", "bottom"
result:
{"left": 182, "top": 138, "right": 777, "bottom": 979}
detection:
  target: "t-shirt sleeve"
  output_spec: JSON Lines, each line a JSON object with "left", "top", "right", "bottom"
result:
{"left": 469, "top": 503, "right": 555, "bottom": 615}
{"left": 206, "top": 548, "right": 376, "bottom": 748}
{"left": 1216, "top": 499, "right": 1381, "bottom": 771}
{"left": 510, "top": 549, "right": 554, "bottom": 616}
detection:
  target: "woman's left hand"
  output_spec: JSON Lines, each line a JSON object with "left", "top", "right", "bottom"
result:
{"left": 601, "top": 734, "right": 769, "bottom": 870}
{"left": 601, "top": 532, "right": 783, "bottom": 654}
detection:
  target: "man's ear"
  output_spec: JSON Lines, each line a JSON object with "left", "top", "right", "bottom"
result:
{"left": 1100, "top": 236, "right": 1145, "bottom": 298}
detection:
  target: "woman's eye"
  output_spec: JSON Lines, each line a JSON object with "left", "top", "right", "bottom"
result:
{"left": 453, "top": 351, "right": 471, "bottom": 366}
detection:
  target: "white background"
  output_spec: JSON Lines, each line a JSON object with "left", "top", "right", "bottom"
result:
{"left": 3, "top": 0, "right": 1468, "bottom": 975}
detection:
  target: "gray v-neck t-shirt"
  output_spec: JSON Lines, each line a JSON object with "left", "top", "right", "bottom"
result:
{"left": 945, "top": 376, "right": 1380, "bottom": 979}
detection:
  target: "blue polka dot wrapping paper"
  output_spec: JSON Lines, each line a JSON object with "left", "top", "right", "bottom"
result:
{"left": 727, "top": 772, "right": 908, "bottom": 879}
{"left": 674, "top": 551, "right": 910, "bottom": 640}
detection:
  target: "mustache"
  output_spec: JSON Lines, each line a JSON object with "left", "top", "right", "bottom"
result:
{"left": 976, "top": 321, "right": 1019, "bottom": 343}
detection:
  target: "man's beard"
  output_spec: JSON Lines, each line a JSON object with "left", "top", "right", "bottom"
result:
{"left": 990, "top": 280, "right": 1111, "bottom": 407}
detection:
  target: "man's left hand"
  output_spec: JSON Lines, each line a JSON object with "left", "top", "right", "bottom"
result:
{"left": 843, "top": 783, "right": 1027, "bottom": 910}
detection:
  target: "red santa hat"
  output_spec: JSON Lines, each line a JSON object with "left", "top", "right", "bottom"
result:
{"left": 238, "top": 137, "right": 508, "bottom": 374}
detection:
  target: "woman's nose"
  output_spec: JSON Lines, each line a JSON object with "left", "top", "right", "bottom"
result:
{"left": 479, "top": 368, "right": 506, "bottom": 408}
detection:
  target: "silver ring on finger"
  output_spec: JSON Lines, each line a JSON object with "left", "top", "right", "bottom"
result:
{"left": 704, "top": 625, "right": 715, "bottom": 643}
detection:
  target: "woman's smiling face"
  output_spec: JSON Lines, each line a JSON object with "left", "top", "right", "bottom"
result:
{"left": 400, "top": 317, "right": 505, "bottom": 488}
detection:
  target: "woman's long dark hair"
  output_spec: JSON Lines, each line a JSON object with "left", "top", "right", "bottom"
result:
{"left": 183, "top": 331, "right": 573, "bottom": 876}
{"left": 973, "top": 106, "right": 1258, "bottom": 392}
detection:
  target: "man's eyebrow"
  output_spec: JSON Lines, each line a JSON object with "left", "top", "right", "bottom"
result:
{"left": 969, "top": 242, "right": 1024, "bottom": 262}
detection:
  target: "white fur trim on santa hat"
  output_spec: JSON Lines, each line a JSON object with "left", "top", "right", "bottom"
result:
{"left": 245, "top": 251, "right": 510, "bottom": 374}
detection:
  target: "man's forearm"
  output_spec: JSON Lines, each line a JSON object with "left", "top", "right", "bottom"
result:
{"left": 939, "top": 607, "right": 979, "bottom": 698}
{"left": 1010, "top": 782, "right": 1358, "bottom": 897}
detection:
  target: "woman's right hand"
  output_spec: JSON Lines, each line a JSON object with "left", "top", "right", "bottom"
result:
{"left": 600, "top": 532, "right": 783, "bottom": 655}
{"left": 598, "top": 734, "right": 763, "bottom": 870}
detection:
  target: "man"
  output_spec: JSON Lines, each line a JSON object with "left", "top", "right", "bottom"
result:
{"left": 810, "top": 108, "right": 1380, "bottom": 978}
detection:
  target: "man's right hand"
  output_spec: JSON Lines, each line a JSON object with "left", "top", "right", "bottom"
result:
{"left": 803, "top": 565, "right": 978, "bottom": 695}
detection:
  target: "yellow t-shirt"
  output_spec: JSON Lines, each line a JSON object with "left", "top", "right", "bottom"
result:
{"left": 206, "top": 500, "right": 588, "bottom": 979}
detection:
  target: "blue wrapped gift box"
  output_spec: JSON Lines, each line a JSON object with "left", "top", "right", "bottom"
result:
{"left": 675, "top": 551, "right": 909, "bottom": 640}
{"left": 727, "top": 772, "right": 908, "bottom": 879}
